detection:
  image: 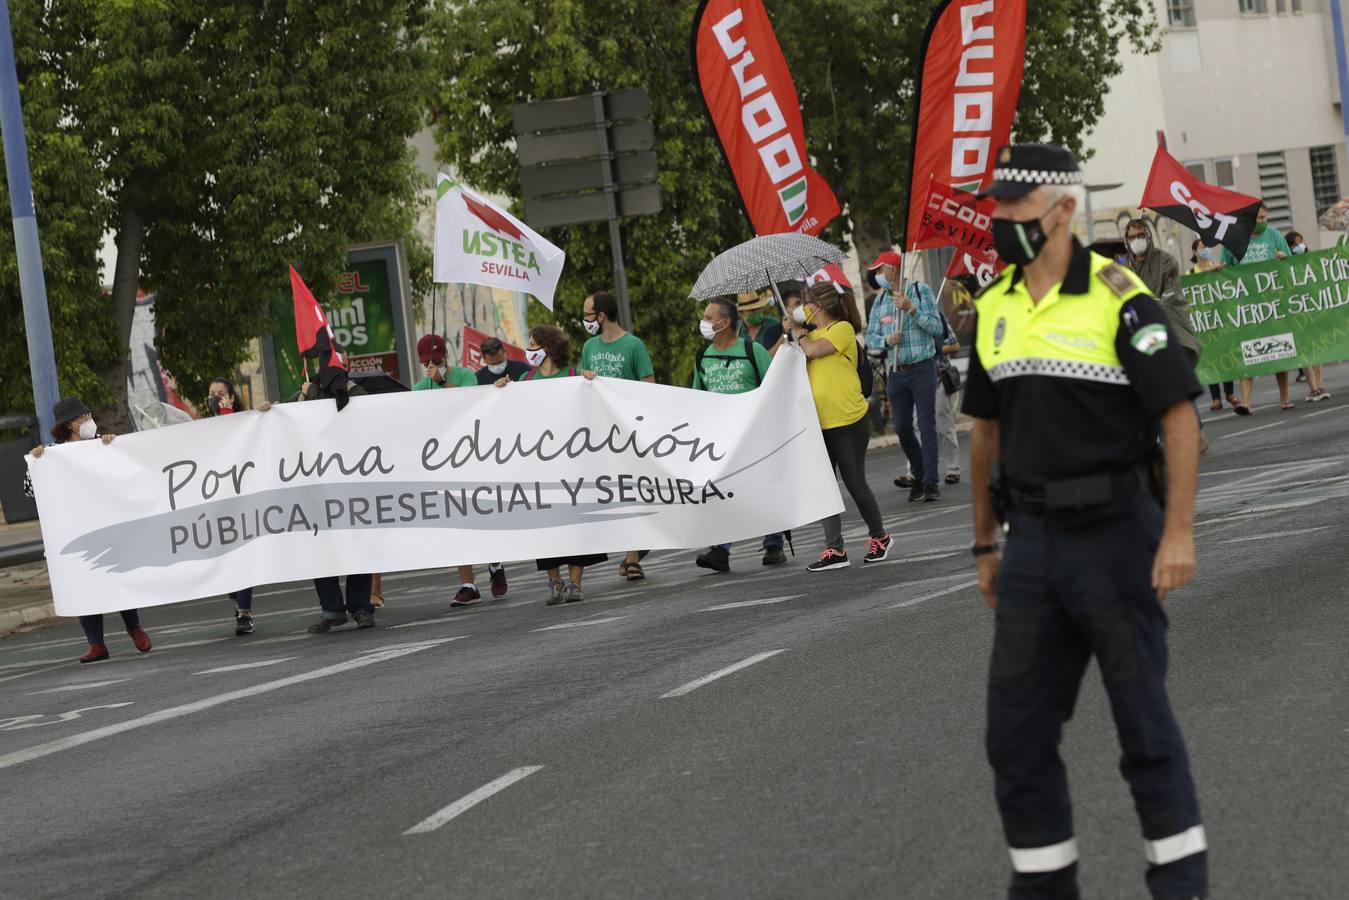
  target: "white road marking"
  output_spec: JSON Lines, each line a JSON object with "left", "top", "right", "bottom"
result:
{"left": 357, "top": 637, "right": 468, "bottom": 654}
{"left": 194, "top": 657, "right": 296, "bottom": 676}
{"left": 250, "top": 634, "right": 315, "bottom": 645}
{"left": 1303, "top": 403, "right": 1349, "bottom": 419}
{"left": 660, "top": 650, "right": 787, "bottom": 699}
{"left": 1222, "top": 420, "right": 1285, "bottom": 441}
{"left": 404, "top": 766, "right": 545, "bottom": 835}
{"left": 0, "top": 639, "right": 457, "bottom": 771}
{"left": 389, "top": 617, "right": 458, "bottom": 629}
{"left": 1218, "top": 526, "right": 1330, "bottom": 544}
{"left": 0, "top": 663, "right": 73, "bottom": 686}
{"left": 700, "top": 595, "right": 803, "bottom": 612}
{"left": 0, "top": 703, "right": 135, "bottom": 732}
{"left": 531, "top": 616, "right": 628, "bottom": 632}
{"left": 30, "top": 679, "right": 127, "bottom": 694}
{"left": 886, "top": 579, "right": 980, "bottom": 609}
{"left": 895, "top": 551, "right": 960, "bottom": 563}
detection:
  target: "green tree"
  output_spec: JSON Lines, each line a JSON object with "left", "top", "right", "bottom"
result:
{"left": 0, "top": 1, "right": 434, "bottom": 429}
{"left": 428, "top": 0, "right": 1158, "bottom": 384}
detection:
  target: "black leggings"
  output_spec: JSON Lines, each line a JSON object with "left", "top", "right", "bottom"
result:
{"left": 1208, "top": 382, "right": 1234, "bottom": 401}
{"left": 819, "top": 416, "right": 887, "bottom": 550}
{"left": 79, "top": 610, "right": 140, "bottom": 646}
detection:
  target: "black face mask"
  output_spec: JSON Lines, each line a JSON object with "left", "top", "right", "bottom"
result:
{"left": 991, "top": 200, "right": 1064, "bottom": 266}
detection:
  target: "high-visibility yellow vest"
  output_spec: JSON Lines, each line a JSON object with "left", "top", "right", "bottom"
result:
{"left": 974, "top": 252, "right": 1152, "bottom": 387}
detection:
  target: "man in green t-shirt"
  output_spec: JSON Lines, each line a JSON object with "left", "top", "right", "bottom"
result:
{"left": 580, "top": 291, "right": 655, "bottom": 582}
{"left": 411, "top": 334, "right": 477, "bottom": 391}
{"left": 410, "top": 333, "right": 507, "bottom": 606}
{"left": 1220, "top": 205, "right": 1295, "bottom": 411}
{"left": 690, "top": 297, "right": 783, "bottom": 574}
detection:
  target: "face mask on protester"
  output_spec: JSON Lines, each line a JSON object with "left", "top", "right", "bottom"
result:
{"left": 525, "top": 347, "right": 547, "bottom": 367}
{"left": 487, "top": 361, "right": 508, "bottom": 375}
{"left": 77, "top": 419, "right": 97, "bottom": 440}
{"left": 1253, "top": 222, "right": 1267, "bottom": 235}
{"left": 746, "top": 312, "right": 766, "bottom": 326}
{"left": 699, "top": 320, "right": 719, "bottom": 340}
{"left": 791, "top": 304, "right": 815, "bottom": 325}
{"left": 991, "top": 201, "right": 1062, "bottom": 266}
{"left": 582, "top": 318, "right": 601, "bottom": 335}
{"left": 1128, "top": 238, "right": 1149, "bottom": 256}
{"left": 1292, "top": 243, "right": 1307, "bottom": 255}
{"left": 1197, "top": 248, "right": 1214, "bottom": 261}
{"left": 875, "top": 272, "right": 891, "bottom": 290}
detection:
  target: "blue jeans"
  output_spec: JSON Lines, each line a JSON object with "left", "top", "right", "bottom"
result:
{"left": 718, "top": 533, "right": 784, "bottom": 554}
{"left": 313, "top": 575, "right": 374, "bottom": 620}
{"left": 230, "top": 588, "right": 253, "bottom": 611}
{"left": 887, "top": 359, "right": 939, "bottom": 487}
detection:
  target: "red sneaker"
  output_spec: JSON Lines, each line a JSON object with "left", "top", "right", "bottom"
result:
{"left": 79, "top": 643, "right": 109, "bottom": 664}
{"left": 128, "top": 626, "right": 152, "bottom": 653}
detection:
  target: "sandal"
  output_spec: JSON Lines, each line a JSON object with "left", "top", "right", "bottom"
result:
{"left": 944, "top": 472, "right": 961, "bottom": 484}
{"left": 1226, "top": 394, "right": 1241, "bottom": 407}
{"left": 1280, "top": 401, "right": 1296, "bottom": 410}
{"left": 1209, "top": 400, "right": 1223, "bottom": 412}
{"left": 625, "top": 562, "right": 646, "bottom": 582}
{"left": 370, "top": 592, "right": 385, "bottom": 609}
{"left": 1233, "top": 404, "right": 1252, "bottom": 416}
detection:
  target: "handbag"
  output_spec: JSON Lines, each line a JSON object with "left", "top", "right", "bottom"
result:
{"left": 940, "top": 362, "right": 962, "bottom": 396}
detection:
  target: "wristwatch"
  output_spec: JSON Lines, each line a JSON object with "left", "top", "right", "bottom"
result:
{"left": 970, "top": 543, "right": 998, "bottom": 557}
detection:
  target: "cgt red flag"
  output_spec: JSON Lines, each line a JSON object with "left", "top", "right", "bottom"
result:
{"left": 1140, "top": 146, "right": 1262, "bottom": 260}
{"left": 947, "top": 246, "right": 1005, "bottom": 290}
{"left": 692, "top": 0, "right": 840, "bottom": 236}
{"left": 916, "top": 181, "right": 997, "bottom": 259}
{"left": 290, "top": 265, "right": 344, "bottom": 372}
{"left": 903, "top": 0, "right": 1026, "bottom": 248}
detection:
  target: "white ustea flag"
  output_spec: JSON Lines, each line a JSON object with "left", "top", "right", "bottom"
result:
{"left": 434, "top": 173, "right": 566, "bottom": 309}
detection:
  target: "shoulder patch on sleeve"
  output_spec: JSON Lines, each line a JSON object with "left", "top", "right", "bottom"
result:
{"left": 1097, "top": 263, "right": 1139, "bottom": 298}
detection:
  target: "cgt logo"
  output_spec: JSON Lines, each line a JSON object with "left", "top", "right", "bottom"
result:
{"left": 1170, "top": 180, "right": 1240, "bottom": 241}
{"left": 712, "top": 9, "right": 810, "bottom": 226}
{"left": 950, "top": 0, "right": 999, "bottom": 190}
{"left": 1241, "top": 333, "right": 1297, "bottom": 366}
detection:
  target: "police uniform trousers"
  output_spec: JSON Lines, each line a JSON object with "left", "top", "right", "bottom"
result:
{"left": 987, "top": 496, "right": 1208, "bottom": 899}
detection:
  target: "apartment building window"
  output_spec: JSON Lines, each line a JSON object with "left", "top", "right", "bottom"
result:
{"left": 1291, "top": 0, "right": 1302, "bottom": 10}
{"left": 1168, "top": 0, "right": 1196, "bottom": 26}
{"left": 1257, "top": 152, "right": 1292, "bottom": 230}
{"left": 1213, "top": 158, "right": 1236, "bottom": 188}
{"left": 1185, "top": 161, "right": 1207, "bottom": 182}
{"left": 1310, "top": 146, "right": 1340, "bottom": 216}
{"left": 1239, "top": 0, "right": 1268, "bottom": 13}
{"left": 1275, "top": 0, "right": 1285, "bottom": 12}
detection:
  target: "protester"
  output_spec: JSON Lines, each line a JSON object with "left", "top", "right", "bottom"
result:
{"left": 864, "top": 250, "right": 944, "bottom": 502}
{"left": 412, "top": 333, "right": 507, "bottom": 604}
{"left": 206, "top": 377, "right": 274, "bottom": 632}
{"left": 27, "top": 398, "right": 152, "bottom": 662}
{"left": 413, "top": 334, "right": 477, "bottom": 389}
{"left": 785, "top": 282, "right": 892, "bottom": 571}
{"left": 737, "top": 290, "right": 785, "bottom": 351}
{"left": 298, "top": 376, "right": 377, "bottom": 632}
{"left": 894, "top": 310, "right": 963, "bottom": 485}
{"left": 1191, "top": 240, "right": 1244, "bottom": 413}
{"left": 689, "top": 297, "right": 783, "bottom": 572}
{"left": 1286, "top": 232, "right": 1329, "bottom": 401}
{"left": 1125, "top": 219, "right": 1210, "bottom": 451}
{"left": 498, "top": 324, "right": 606, "bottom": 603}
{"left": 1223, "top": 205, "right": 1294, "bottom": 411}
{"left": 474, "top": 336, "right": 530, "bottom": 385}
{"left": 580, "top": 291, "right": 655, "bottom": 582}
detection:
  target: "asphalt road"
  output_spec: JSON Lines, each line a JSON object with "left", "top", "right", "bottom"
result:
{"left": 1, "top": 371, "right": 1346, "bottom": 899}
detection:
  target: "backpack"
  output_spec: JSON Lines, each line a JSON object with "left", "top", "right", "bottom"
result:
{"left": 521, "top": 366, "right": 576, "bottom": 381}
{"left": 856, "top": 343, "right": 875, "bottom": 399}
{"left": 694, "top": 337, "right": 763, "bottom": 390}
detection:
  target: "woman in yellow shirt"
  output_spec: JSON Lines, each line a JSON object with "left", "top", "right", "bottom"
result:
{"left": 785, "top": 281, "right": 892, "bottom": 571}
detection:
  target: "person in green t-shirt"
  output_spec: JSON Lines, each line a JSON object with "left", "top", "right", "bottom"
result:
{"left": 497, "top": 324, "right": 606, "bottom": 605}
{"left": 1219, "top": 205, "right": 1295, "bottom": 411}
{"left": 411, "top": 333, "right": 507, "bottom": 606}
{"left": 690, "top": 297, "right": 784, "bottom": 574}
{"left": 579, "top": 291, "right": 655, "bottom": 582}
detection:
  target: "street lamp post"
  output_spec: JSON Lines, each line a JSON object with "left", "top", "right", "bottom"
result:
{"left": 0, "top": 0, "right": 59, "bottom": 438}
{"left": 1331, "top": 0, "right": 1349, "bottom": 182}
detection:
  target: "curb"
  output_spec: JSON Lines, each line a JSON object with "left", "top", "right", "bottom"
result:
{"left": 0, "top": 540, "right": 44, "bottom": 569}
{"left": 0, "top": 600, "right": 57, "bottom": 636}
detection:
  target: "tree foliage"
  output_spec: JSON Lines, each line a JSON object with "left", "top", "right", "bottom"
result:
{"left": 0, "top": 0, "right": 435, "bottom": 424}
{"left": 428, "top": 0, "right": 1157, "bottom": 384}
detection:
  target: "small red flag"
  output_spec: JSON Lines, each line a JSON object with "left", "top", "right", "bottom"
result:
{"left": 915, "top": 182, "right": 997, "bottom": 259}
{"left": 289, "top": 265, "right": 345, "bottom": 371}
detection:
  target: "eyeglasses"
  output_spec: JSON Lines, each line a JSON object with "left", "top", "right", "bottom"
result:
{"left": 425, "top": 358, "right": 446, "bottom": 366}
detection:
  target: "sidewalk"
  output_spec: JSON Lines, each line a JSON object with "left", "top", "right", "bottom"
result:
{"left": 0, "top": 519, "right": 57, "bottom": 636}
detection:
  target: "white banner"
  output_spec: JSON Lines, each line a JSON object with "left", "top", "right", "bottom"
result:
{"left": 434, "top": 174, "right": 566, "bottom": 309}
{"left": 29, "top": 349, "right": 843, "bottom": 616}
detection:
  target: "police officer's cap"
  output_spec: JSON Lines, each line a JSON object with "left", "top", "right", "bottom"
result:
{"left": 977, "top": 144, "right": 1082, "bottom": 199}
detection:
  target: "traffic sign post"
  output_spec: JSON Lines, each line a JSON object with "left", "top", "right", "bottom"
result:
{"left": 512, "top": 88, "right": 662, "bottom": 331}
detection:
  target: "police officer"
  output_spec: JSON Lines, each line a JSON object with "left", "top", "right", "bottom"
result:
{"left": 962, "top": 144, "right": 1208, "bottom": 900}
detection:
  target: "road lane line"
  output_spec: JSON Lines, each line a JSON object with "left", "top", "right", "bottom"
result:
{"left": 404, "top": 766, "right": 545, "bottom": 835}
{"left": 0, "top": 639, "right": 458, "bottom": 771}
{"left": 886, "top": 579, "right": 979, "bottom": 609}
{"left": 194, "top": 658, "right": 296, "bottom": 676}
{"left": 0, "top": 663, "right": 74, "bottom": 685}
{"left": 660, "top": 650, "right": 787, "bottom": 698}
{"left": 1219, "top": 526, "right": 1330, "bottom": 544}
{"left": 532, "top": 616, "right": 628, "bottom": 632}
{"left": 389, "top": 617, "right": 458, "bottom": 629}
{"left": 30, "top": 679, "right": 127, "bottom": 694}
{"left": 700, "top": 595, "right": 803, "bottom": 612}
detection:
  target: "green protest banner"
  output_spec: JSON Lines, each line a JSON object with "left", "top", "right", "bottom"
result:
{"left": 1186, "top": 247, "right": 1349, "bottom": 384}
